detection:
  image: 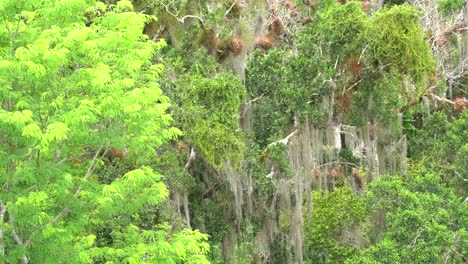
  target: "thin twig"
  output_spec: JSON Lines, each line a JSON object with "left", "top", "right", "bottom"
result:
{"left": 164, "top": 4, "right": 204, "bottom": 24}
{"left": 224, "top": 0, "right": 238, "bottom": 19}
{"left": 317, "top": 161, "right": 359, "bottom": 169}
{"left": 410, "top": 228, "right": 424, "bottom": 247}
{"left": 73, "top": 143, "right": 108, "bottom": 197}
{"left": 241, "top": 95, "right": 264, "bottom": 117}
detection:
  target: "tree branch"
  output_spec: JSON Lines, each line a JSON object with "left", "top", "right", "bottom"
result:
{"left": 184, "top": 147, "right": 196, "bottom": 171}
{"left": 430, "top": 93, "right": 456, "bottom": 105}
{"left": 73, "top": 143, "right": 108, "bottom": 197}
{"left": 8, "top": 214, "right": 23, "bottom": 245}
{"left": 224, "top": 0, "right": 238, "bottom": 19}
{"left": 164, "top": 4, "right": 204, "bottom": 24}
{"left": 0, "top": 201, "right": 6, "bottom": 257}
{"left": 410, "top": 228, "right": 424, "bottom": 247}
{"left": 316, "top": 161, "right": 360, "bottom": 169}
{"left": 24, "top": 143, "right": 109, "bottom": 247}
{"left": 268, "top": 129, "right": 298, "bottom": 147}
{"left": 241, "top": 95, "right": 264, "bottom": 117}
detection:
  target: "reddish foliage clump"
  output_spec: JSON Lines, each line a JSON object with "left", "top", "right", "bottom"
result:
{"left": 330, "top": 168, "right": 340, "bottom": 179}
{"left": 352, "top": 168, "right": 363, "bottom": 191}
{"left": 307, "top": 1, "right": 317, "bottom": 10}
{"left": 108, "top": 148, "right": 124, "bottom": 161}
{"left": 173, "top": 140, "right": 190, "bottom": 154}
{"left": 346, "top": 55, "right": 364, "bottom": 77}
{"left": 361, "top": 2, "right": 370, "bottom": 13}
{"left": 454, "top": 97, "right": 468, "bottom": 113}
{"left": 285, "top": 0, "right": 299, "bottom": 11}
{"left": 201, "top": 29, "right": 220, "bottom": 56}
{"left": 228, "top": 36, "right": 245, "bottom": 56}
{"left": 314, "top": 168, "right": 321, "bottom": 177}
{"left": 270, "top": 19, "right": 285, "bottom": 36}
{"left": 303, "top": 17, "right": 313, "bottom": 25}
{"left": 255, "top": 34, "right": 277, "bottom": 51}
{"left": 336, "top": 94, "right": 354, "bottom": 113}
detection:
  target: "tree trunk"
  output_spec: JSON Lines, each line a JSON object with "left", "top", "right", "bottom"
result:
{"left": 0, "top": 202, "right": 5, "bottom": 263}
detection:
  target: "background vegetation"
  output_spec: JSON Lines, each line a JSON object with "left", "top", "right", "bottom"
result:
{"left": 0, "top": 0, "right": 466, "bottom": 263}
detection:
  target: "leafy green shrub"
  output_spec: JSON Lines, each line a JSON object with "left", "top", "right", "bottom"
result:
{"left": 439, "top": 0, "right": 465, "bottom": 15}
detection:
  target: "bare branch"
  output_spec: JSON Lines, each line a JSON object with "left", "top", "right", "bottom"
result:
{"left": 73, "top": 143, "right": 108, "bottom": 197}
{"left": 430, "top": 93, "right": 456, "bottom": 105}
{"left": 246, "top": 95, "right": 264, "bottom": 105}
{"left": 317, "top": 161, "right": 359, "bottom": 169}
{"left": 184, "top": 147, "right": 196, "bottom": 171}
{"left": 268, "top": 129, "right": 298, "bottom": 147}
{"left": 164, "top": 4, "right": 204, "bottom": 24}
{"left": 344, "top": 79, "right": 363, "bottom": 95}
{"left": 241, "top": 95, "right": 264, "bottom": 117}
{"left": 266, "top": 168, "right": 274, "bottom": 179}
{"left": 410, "top": 228, "right": 424, "bottom": 247}
{"left": 224, "top": 0, "right": 238, "bottom": 19}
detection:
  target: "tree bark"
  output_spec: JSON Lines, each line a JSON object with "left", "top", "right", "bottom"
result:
{"left": 0, "top": 201, "right": 5, "bottom": 263}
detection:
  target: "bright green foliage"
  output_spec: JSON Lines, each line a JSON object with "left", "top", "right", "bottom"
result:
{"left": 312, "top": 1, "right": 368, "bottom": 58}
{"left": 177, "top": 73, "right": 246, "bottom": 169}
{"left": 304, "top": 188, "right": 367, "bottom": 263}
{"left": 345, "top": 238, "right": 401, "bottom": 264}
{"left": 89, "top": 224, "right": 210, "bottom": 264}
{"left": 0, "top": 0, "right": 209, "bottom": 262}
{"left": 368, "top": 5, "right": 436, "bottom": 87}
{"left": 161, "top": 49, "right": 247, "bottom": 170}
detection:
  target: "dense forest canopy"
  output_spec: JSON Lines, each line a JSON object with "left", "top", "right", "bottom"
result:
{"left": 0, "top": 0, "right": 466, "bottom": 263}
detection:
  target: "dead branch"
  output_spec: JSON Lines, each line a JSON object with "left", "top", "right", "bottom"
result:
{"left": 430, "top": 93, "right": 456, "bottom": 105}
{"left": 164, "top": 4, "right": 204, "bottom": 24}
{"left": 224, "top": 0, "right": 238, "bottom": 19}
{"left": 344, "top": 79, "right": 363, "bottom": 95}
{"left": 266, "top": 167, "right": 275, "bottom": 179}
{"left": 241, "top": 95, "right": 264, "bottom": 117}
{"left": 410, "top": 228, "right": 424, "bottom": 247}
{"left": 268, "top": 129, "right": 298, "bottom": 147}
{"left": 185, "top": 147, "right": 196, "bottom": 171}
{"left": 317, "top": 161, "right": 359, "bottom": 169}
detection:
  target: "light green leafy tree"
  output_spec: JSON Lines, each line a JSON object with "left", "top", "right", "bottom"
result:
{"left": 303, "top": 188, "right": 367, "bottom": 263}
{"left": 0, "top": 0, "right": 209, "bottom": 263}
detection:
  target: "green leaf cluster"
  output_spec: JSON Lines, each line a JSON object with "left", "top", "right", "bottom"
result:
{"left": 348, "top": 172, "right": 467, "bottom": 263}
{"left": 304, "top": 188, "right": 367, "bottom": 263}
{"left": 0, "top": 0, "right": 210, "bottom": 262}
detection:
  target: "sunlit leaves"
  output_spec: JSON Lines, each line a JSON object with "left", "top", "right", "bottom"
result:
{"left": 175, "top": 72, "right": 246, "bottom": 169}
{"left": 89, "top": 224, "right": 209, "bottom": 263}
{"left": 21, "top": 123, "right": 41, "bottom": 139}
{"left": 0, "top": 0, "right": 208, "bottom": 262}
{"left": 369, "top": 4, "right": 436, "bottom": 86}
